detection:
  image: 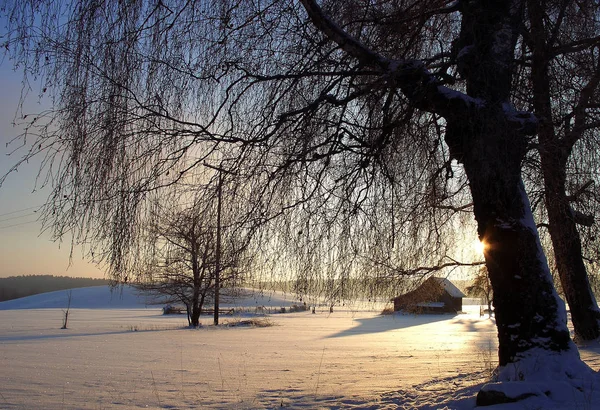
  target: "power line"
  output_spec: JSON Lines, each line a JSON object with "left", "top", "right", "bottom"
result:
{"left": 0, "top": 219, "right": 39, "bottom": 230}
{"left": 0, "top": 212, "right": 38, "bottom": 224}
{"left": 0, "top": 205, "right": 43, "bottom": 218}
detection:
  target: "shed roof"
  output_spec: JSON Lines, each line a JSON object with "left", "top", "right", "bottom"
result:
{"left": 392, "top": 276, "right": 466, "bottom": 302}
{"left": 432, "top": 277, "right": 466, "bottom": 298}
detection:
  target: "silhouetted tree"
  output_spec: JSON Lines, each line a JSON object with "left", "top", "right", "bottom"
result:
{"left": 136, "top": 188, "right": 247, "bottom": 327}
{"left": 523, "top": 0, "right": 600, "bottom": 341}
{"left": 2, "top": 0, "right": 598, "bottom": 403}
{"left": 61, "top": 290, "right": 72, "bottom": 329}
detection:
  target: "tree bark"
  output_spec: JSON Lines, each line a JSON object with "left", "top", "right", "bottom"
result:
{"left": 446, "top": 110, "right": 571, "bottom": 365}
{"left": 527, "top": 0, "right": 600, "bottom": 341}
{"left": 190, "top": 301, "right": 201, "bottom": 327}
{"left": 191, "top": 239, "right": 202, "bottom": 327}
{"left": 186, "top": 303, "right": 191, "bottom": 327}
{"left": 448, "top": 0, "right": 573, "bottom": 365}
{"left": 544, "top": 170, "right": 600, "bottom": 341}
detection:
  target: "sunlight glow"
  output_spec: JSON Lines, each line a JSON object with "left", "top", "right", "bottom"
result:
{"left": 473, "top": 239, "right": 487, "bottom": 256}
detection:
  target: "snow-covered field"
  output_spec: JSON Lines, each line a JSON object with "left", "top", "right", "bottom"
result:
{"left": 1, "top": 287, "right": 599, "bottom": 409}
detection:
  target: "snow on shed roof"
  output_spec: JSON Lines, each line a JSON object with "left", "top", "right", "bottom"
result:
{"left": 432, "top": 277, "right": 466, "bottom": 298}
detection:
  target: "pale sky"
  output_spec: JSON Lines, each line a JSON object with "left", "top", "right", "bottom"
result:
{"left": 0, "top": 63, "right": 104, "bottom": 279}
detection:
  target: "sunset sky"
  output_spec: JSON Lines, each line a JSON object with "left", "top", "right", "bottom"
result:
{"left": 0, "top": 59, "right": 481, "bottom": 280}
{"left": 0, "top": 63, "right": 104, "bottom": 278}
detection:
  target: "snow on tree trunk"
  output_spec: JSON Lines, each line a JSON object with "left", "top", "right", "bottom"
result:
{"left": 300, "top": 0, "right": 593, "bottom": 381}
{"left": 447, "top": 108, "right": 571, "bottom": 364}
{"left": 537, "top": 124, "right": 600, "bottom": 341}
{"left": 454, "top": 115, "right": 595, "bottom": 404}
{"left": 476, "top": 179, "right": 571, "bottom": 365}
{"left": 454, "top": 0, "right": 572, "bottom": 362}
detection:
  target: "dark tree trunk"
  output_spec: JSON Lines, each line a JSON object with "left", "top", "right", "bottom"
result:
{"left": 186, "top": 303, "right": 192, "bottom": 327}
{"left": 447, "top": 111, "right": 571, "bottom": 366}
{"left": 528, "top": 0, "right": 600, "bottom": 341}
{"left": 190, "top": 301, "right": 201, "bottom": 327}
{"left": 190, "top": 250, "right": 202, "bottom": 328}
{"left": 544, "top": 170, "right": 600, "bottom": 341}
{"left": 449, "top": 0, "right": 572, "bottom": 366}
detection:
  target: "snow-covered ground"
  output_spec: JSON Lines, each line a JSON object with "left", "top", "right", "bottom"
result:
{"left": 1, "top": 287, "right": 599, "bottom": 409}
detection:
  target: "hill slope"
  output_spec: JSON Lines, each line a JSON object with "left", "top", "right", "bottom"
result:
{"left": 0, "top": 285, "right": 303, "bottom": 310}
{"left": 0, "top": 275, "right": 110, "bottom": 302}
{"left": 0, "top": 286, "right": 152, "bottom": 310}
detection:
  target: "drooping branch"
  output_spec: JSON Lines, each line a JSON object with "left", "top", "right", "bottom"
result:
{"left": 299, "top": 0, "right": 475, "bottom": 117}
{"left": 364, "top": 255, "right": 485, "bottom": 278}
{"left": 299, "top": 0, "right": 538, "bottom": 134}
{"left": 567, "top": 179, "right": 594, "bottom": 202}
{"left": 572, "top": 208, "right": 595, "bottom": 227}
{"left": 563, "top": 53, "right": 600, "bottom": 150}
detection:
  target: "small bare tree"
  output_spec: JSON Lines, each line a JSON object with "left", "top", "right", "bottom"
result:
{"left": 61, "top": 290, "right": 72, "bottom": 329}
{"left": 137, "top": 187, "right": 248, "bottom": 327}
{"left": 467, "top": 267, "right": 493, "bottom": 318}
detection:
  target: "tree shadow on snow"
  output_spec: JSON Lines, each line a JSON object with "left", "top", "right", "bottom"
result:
{"left": 0, "top": 326, "right": 187, "bottom": 343}
{"left": 325, "top": 312, "right": 455, "bottom": 338}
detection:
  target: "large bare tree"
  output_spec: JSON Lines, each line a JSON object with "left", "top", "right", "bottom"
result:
{"left": 2, "top": 0, "right": 599, "bottom": 404}
{"left": 523, "top": 0, "right": 600, "bottom": 341}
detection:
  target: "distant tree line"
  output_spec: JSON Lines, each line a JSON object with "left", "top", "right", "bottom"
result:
{"left": 0, "top": 275, "right": 109, "bottom": 302}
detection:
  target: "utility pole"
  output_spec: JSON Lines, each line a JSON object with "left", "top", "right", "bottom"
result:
{"left": 204, "top": 162, "right": 234, "bottom": 327}
{"left": 214, "top": 170, "right": 223, "bottom": 326}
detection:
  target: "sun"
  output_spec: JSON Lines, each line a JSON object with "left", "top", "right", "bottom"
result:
{"left": 473, "top": 239, "right": 487, "bottom": 255}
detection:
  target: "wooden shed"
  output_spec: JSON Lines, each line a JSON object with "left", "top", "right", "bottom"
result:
{"left": 392, "top": 277, "right": 465, "bottom": 314}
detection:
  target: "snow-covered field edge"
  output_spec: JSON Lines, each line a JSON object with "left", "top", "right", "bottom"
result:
{"left": 1, "top": 287, "right": 599, "bottom": 409}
